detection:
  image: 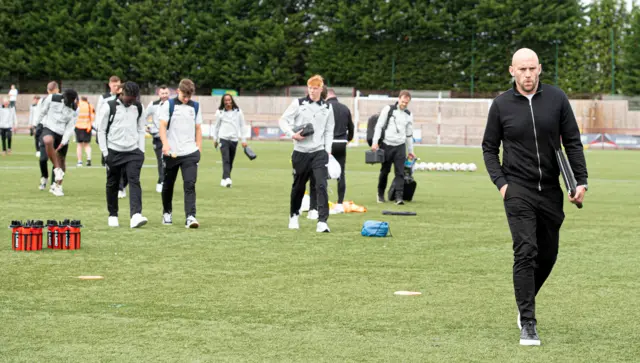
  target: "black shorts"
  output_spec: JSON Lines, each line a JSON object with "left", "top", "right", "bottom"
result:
{"left": 42, "top": 127, "right": 69, "bottom": 157}
{"left": 75, "top": 128, "right": 92, "bottom": 143}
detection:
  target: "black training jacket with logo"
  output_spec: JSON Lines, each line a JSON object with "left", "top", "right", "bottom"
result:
{"left": 482, "top": 82, "right": 588, "bottom": 192}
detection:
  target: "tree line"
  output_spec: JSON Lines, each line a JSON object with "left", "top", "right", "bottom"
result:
{"left": 0, "top": 0, "right": 638, "bottom": 96}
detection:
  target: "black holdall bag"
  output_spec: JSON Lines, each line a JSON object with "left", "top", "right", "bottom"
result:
{"left": 365, "top": 149, "right": 385, "bottom": 164}
{"left": 388, "top": 159, "right": 417, "bottom": 201}
{"left": 244, "top": 146, "right": 257, "bottom": 160}
{"left": 388, "top": 178, "right": 417, "bottom": 202}
{"left": 293, "top": 123, "right": 314, "bottom": 137}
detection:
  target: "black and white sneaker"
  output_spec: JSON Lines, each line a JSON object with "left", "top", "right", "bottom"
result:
{"left": 377, "top": 194, "right": 385, "bottom": 203}
{"left": 519, "top": 320, "right": 541, "bottom": 346}
{"left": 395, "top": 199, "right": 405, "bottom": 205}
{"left": 162, "top": 213, "right": 172, "bottom": 225}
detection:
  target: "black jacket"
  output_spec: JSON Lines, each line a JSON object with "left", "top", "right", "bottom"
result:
{"left": 482, "top": 82, "right": 588, "bottom": 191}
{"left": 326, "top": 97, "right": 354, "bottom": 141}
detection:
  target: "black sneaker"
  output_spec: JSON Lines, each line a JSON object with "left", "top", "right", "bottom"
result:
{"left": 377, "top": 194, "right": 385, "bottom": 203}
{"left": 86, "top": 160, "right": 92, "bottom": 167}
{"left": 395, "top": 199, "right": 404, "bottom": 205}
{"left": 519, "top": 320, "right": 540, "bottom": 346}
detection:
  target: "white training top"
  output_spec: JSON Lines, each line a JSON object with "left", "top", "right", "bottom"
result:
{"left": 213, "top": 108, "right": 246, "bottom": 143}
{"left": 97, "top": 99, "right": 146, "bottom": 156}
{"left": 8, "top": 89, "right": 18, "bottom": 102}
{"left": 158, "top": 98, "right": 203, "bottom": 157}
{"left": 144, "top": 99, "right": 165, "bottom": 136}
{"left": 0, "top": 106, "right": 17, "bottom": 128}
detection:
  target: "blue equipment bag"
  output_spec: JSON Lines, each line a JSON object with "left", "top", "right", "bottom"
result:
{"left": 361, "top": 220, "right": 391, "bottom": 237}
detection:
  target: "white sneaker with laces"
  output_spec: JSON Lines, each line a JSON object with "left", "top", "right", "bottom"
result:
{"left": 118, "top": 189, "right": 126, "bottom": 199}
{"left": 307, "top": 209, "right": 319, "bottom": 220}
{"left": 333, "top": 203, "right": 344, "bottom": 214}
{"left": 130, "top": 213, "right": 148, "bottom": 228}
{"left": 108, "top": 216, "right": 119, "bottom": 227}
{"left": 39, "top": 177, "right": 47, "bottom": 191}
{"left": 288, "top": 214, "right": 299, "bottom": 229}
{"left": 49, "top": 182, "right": 57, "bottom": 193}
{"left": 156, "top": 183, "right": 163, "bottom": 193}
{"left": 220, "top": 179, "right": 228, "bottom": 187}
{"left": 52, "top": 184, "right": 64, "bottom": 197}
{"left": 53, "top": 167, "right": 65, "bottom": 183}
{"left": 162, "top": 213, "right": 172, "bottom": 225}
{"left": 316, "top": 222, "right": 330, "bottom": 233}
{"left": 225, "top": 178, "right": 232, "bottom": 188}
{"left": 186, "top": 215, "right": 199, "bottom": 229}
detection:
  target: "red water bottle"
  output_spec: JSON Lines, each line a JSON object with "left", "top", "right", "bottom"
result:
{"left": 31, "top": 220, "right": 44, "bottom": 251}
{"left": 47, "top": 220, "right": 59, "bottom": 249}
{"left": 23, "top": 220, "right": 34, "bottom": 251}
{"left": 67, "top": 220, "right": 82, "bottom": 250}
{"left": 10, "top": 220, "right": 23, "bottom": 251}
{"left": 58, "top": 219, "right": 70, "bottom": 250}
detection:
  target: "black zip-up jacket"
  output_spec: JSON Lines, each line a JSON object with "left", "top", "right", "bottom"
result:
{"left": 482, "top": 82, "right": 588, "bottom": 192}
{"left": 326, "top": 97, "right": 354, "bottom": 142}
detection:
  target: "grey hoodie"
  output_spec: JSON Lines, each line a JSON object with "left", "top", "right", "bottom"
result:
{"left": 97, "top": 99, "right": 146, "bottom": 157}
{"left": 0, "top": 106, "right": 17, "bottom": 129}
{"left": 279, "top": 97, "right": 335, "bottom": 153}
{"left": 144, "top": 99, "right": 165, "bottom": 137}
{"left": 372, "top": 104, "right": 414, "bottom": 153}
{"left": 213, "top": 108, "right": 246, "bottom": 142}
{"left": 36, "top": 94, "right": 77, "bottom": 145}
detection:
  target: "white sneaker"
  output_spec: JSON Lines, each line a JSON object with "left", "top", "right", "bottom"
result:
{"left": 226, "top": 178, "right": 232, "bottom": 188}
{"left": 52, "top": 184, "right": 64, "bottom": 197}
{"left": 329, "top": 205, "right": 345, "bottom": 214}
{"left": 316, "top": 221, "right": 330, "bottom": 233}
{"left": 118, "top": 189, "right": 126, "bottom": 199}
{"left": 108, "top": 216, "right": 119, "bottom": 227}
{"left": 53, "top": 167, "right": 65, "bottom": 183}
{"left": 36, "top": 151, "right": 40, "bottom": 158}
{"left": 186, "top": 215, "right": 199, "bottom": 228}
{"left": 130, "top": 213, "right": 148, "bottom": 228}
{"left": 156, "top": 183, "right": 163, "bottom": 193}
{"left": 162, "top": 213, "right": 172, "bottom": 225}
{"left": 307, "top": 209, "right": 319, "bottom": 220}
{"left": 220, "top": 179, "right": 228, "bottom": 187}
{"left": 333, "top": 203, "right": 344, "bottom": 214}
{"left": 76, "top": 161, "right": 83, "bottom": 167}
{"left": 49, "top": 182, "right": 57, "bottom": 193}
{"left": 300, "top": 194, "right": 310, "bottom": 212}
{"left": 288, "top": 214, "right": 299, "bottom": 229}
{"left": 39, "top": 177, "right": 46, "bottom": 191}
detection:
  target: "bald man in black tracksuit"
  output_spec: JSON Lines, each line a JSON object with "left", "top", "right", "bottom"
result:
{"left": 482, "top": 48, "right": 588, "bottom": 346}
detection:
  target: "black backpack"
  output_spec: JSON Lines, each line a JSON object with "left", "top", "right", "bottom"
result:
{"left": 366, "top": 104, "right": 396, "bottom": 147}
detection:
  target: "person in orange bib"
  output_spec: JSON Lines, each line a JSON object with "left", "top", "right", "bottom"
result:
{"left": 75, "top": 96, "right": 94, "bottom": 167}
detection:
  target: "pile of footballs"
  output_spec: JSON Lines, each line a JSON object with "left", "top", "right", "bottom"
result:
{"left": 413, "top": 162, "right": 478, "bottom": 172}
